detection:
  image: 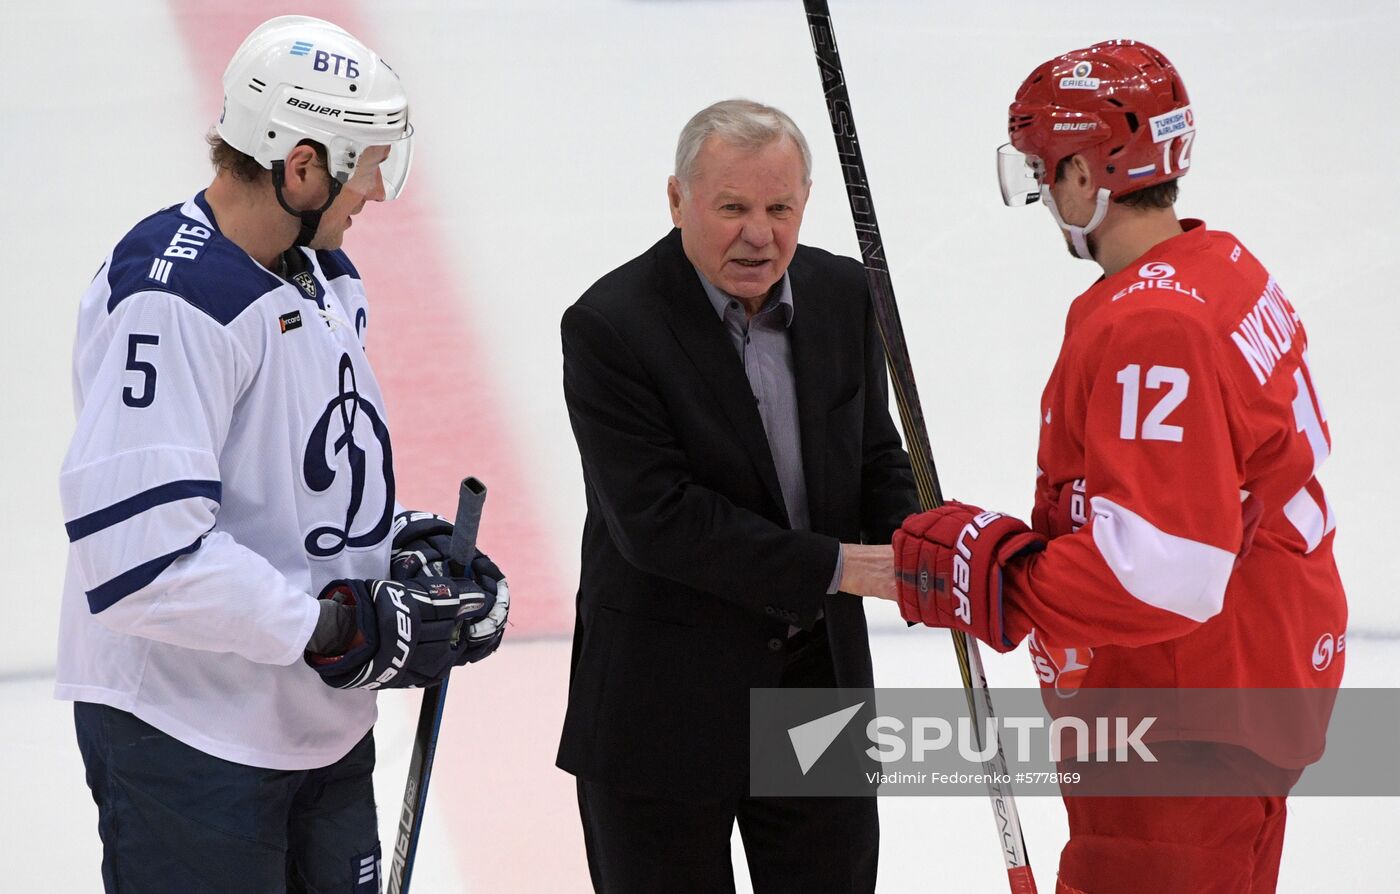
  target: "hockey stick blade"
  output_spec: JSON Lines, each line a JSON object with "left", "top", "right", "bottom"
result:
{"left": 801, "top": 4, "right": 1038, "bottom": 892}
{"left": 387, "top": 477, "right": 488, "bottom": 894}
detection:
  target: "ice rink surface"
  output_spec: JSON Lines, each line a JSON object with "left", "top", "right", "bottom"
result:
{"left": 2, "top": 0, "right": 1397, "bottom": 890}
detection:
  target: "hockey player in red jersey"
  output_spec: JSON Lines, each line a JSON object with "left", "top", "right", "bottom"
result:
{"left": 889, "top": 41, "right": 1347, "bottom": 892}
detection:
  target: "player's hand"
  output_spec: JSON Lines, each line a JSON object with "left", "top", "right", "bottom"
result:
{"left": 1048, "top": 478, "right": 1088, "bottom": 539}
{"left": 893, "top": 502, "right": 1046, "bottom": 653}
{"left": 459, "top": 551, "right": 509, "bottom": 663}
{"left": 389, "top": 510, "right": 455, "bottom": 579}
{"left": 386, "top": 509, "right": 510, "bottom": 662}
{"left": 304, "top": 575, "right": 497, "bottom": 689}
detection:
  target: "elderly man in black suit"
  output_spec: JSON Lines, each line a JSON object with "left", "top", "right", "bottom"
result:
{"left": 557, "top": 99, "right": 917, "bottom": 894}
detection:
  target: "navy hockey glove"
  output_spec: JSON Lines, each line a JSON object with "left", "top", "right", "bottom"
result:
{"left": 389, "top": 510, "right": 455, "bottom": 579}
{"left": 458, "top": 552, "right": 510, "bottom": 663}
{"left": 305, "top": 575, "right": 496, "bottom": 689}
{"left": 389, "top": 510, "right": 510, "bottom": 663}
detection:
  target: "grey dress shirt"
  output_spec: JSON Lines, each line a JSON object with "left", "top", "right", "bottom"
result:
{"left": 695, "top": 268, "right": 843, "bottom": 597}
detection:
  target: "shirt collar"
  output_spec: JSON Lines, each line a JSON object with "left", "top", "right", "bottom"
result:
{"left": 694, "top": 266, "right": 795, "bottom": 328}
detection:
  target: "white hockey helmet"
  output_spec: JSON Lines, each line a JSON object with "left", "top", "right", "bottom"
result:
{"left": 217, "top": 15, "right": 413, "bottom": 201}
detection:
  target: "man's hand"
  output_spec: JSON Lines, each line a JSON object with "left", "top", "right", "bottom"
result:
{"left": 893, "top": 502, "right": 1046, "bottom": 652}
{"left": 838, "top": 543, "right": 898, "bottom": 601}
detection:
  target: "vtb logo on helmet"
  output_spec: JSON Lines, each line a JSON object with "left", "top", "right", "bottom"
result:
{"left": 217, "top": 15, "right": 414, "bottom": 206}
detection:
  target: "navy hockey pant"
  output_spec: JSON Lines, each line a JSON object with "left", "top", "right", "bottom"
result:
{"left": 75, "top": 702, "right": 381, "bottom": 893}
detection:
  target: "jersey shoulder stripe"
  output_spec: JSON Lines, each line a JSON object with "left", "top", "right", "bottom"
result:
{"left": 105, "top": 192, "right": 283, "bottom": 326}
{"left": 316, "top": 248, "right": 361, "bottom": 282}
{"left": 65, "top": 479, "right": 222, "bottom": 542}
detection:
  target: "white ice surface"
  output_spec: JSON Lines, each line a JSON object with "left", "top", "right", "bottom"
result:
{"left": 2, "top": 0, "right": 1397, "bottom": 890}
{"left": 6, "top": 632, "right": 1398, "bottom": 891}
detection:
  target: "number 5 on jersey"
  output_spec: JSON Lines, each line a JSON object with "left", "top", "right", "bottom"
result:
{"left": 123, "top": 333, "right": 159, "bottom": 408}
{"left": 1116, "top": 364, "right": 1189, "bottom": 441}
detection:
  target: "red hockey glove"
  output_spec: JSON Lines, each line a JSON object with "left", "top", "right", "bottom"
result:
{"left": 1048, "top": 478, "right": 1089, "bottom": 539}
{"left": 893, "top": 501, "right": 1046, "bottom": 653}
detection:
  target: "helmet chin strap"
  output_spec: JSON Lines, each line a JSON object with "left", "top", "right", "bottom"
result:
{"left": 1043, "top": 187, "right": 1111, "bottom": 260}
{"left": 270, "top": 161, "right": 343, "bottom": 248}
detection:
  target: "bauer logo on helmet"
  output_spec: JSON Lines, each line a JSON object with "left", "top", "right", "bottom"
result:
{"left": 285, "top": 96, "right": 342, "bottom": 118}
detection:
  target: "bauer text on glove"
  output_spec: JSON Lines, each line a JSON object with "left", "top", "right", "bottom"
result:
{"left": 893, "top": 501, "right": 1046, "bottom": 652}
{"left": 303, "top": 575, "right": 496, "bottom": 689}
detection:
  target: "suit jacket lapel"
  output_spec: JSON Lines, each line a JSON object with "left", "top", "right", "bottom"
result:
{"left": 788, "top": 249, "right": 836, "bottom": 533}
{"left": 653, "top": 230, "right": 788, "bottom": 521}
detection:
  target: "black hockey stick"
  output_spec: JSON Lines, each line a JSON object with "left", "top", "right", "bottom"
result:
{"left": 802, "top": 4, "right": 1038, "bottom": 892}
{"left": 386, "top": 476, "right": 488, "bottom": 894}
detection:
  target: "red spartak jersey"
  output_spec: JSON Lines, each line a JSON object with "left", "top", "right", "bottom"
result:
{"left": 1002, "top": 220, "right": 1347, "bottom": 766}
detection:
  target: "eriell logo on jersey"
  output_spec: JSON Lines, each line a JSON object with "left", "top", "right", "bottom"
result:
{"left": 1110, "top": 261, "right": 1206, "bottom": 303}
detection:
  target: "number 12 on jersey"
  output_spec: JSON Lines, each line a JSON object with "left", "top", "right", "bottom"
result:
{"left": 1116, "top": 364, "right": 1189, "bottom": 442}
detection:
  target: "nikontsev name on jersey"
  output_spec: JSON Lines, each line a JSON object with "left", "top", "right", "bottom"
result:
{"left": 1231, "top": 277, "right": 1303, "bottom": 386}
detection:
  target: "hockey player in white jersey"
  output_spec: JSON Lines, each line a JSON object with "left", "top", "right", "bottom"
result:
{"left": 55, "top": 16, "right": 509, "bottom": 892}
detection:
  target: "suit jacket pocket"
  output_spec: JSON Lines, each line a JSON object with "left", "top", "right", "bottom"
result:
{"left": 827, "top": 382, "right": 864, "bottom": 421}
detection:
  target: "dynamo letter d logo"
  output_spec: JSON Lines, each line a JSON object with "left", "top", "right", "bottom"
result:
{"left": 787, "top": 702, "right": 864, "bottom": 775}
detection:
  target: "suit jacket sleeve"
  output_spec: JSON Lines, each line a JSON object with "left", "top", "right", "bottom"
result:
{"left": 562, "top": 302, "right": 838, "bottom": 625}
{"left": 857, "top": 300, "right": 920, "bottom": 543}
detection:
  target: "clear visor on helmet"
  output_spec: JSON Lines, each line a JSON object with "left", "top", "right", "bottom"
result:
{"left": 997, "top": 142, "right": 1044, "bottom": 207}
{"left": 330, "top": 124, "right": 414, "bottom": 201}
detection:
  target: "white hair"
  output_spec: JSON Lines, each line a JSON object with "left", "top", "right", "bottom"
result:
{"left": 674, "top": 99, "right": 813, "bottom": 191}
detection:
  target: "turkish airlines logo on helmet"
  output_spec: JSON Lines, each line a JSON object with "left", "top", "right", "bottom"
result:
{"left": 1149, "top": 105, "right": 1195, "bottom": 143}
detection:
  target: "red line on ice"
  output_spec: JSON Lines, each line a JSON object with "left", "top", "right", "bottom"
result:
{"left": 168, "top": 1, "right": 585, "bottom": 888}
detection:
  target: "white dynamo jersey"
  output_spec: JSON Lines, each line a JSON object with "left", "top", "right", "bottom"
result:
{"left": 56, "top": 192, "right": 397, "bottom": 770}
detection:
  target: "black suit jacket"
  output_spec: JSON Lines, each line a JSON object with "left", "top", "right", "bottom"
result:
{"left": 556, "top": 229, "right": 917, "bottom": 799}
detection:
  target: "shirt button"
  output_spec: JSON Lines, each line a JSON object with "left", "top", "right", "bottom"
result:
{"left": 745, "top": 336, "right": 751, "bottom": 344}
{"left": 764, "top": 606, "right": 775, "bottom": 616}
{"left": 729, "top": 300, "right": 739, "bottom": 309}
{"left": 768, "top": 638, "right": 784, "bottom": 652}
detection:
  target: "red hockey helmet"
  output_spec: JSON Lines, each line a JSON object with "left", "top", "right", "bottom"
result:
{"left": 998, "top": 40, "right": 1194, "bottom": 207}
